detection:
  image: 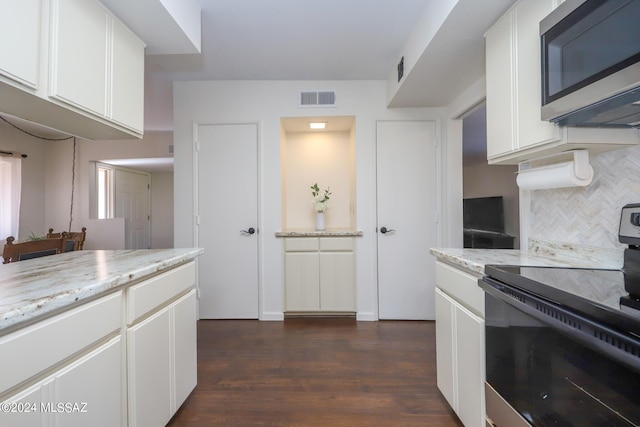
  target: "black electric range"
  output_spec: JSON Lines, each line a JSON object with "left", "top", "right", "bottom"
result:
{"left": 483, "top": 264, "right": 640, "bottom": 339}
{"left": 480, "top": 204, "right": 640, "bottom": 426}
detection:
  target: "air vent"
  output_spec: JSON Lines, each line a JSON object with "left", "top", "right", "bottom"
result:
{"left": 299, "top": 91, "right": 337, "bottom": 107}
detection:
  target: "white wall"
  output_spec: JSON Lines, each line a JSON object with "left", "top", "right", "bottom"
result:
{"left": 442, "top": 76, "right": 487, "bottom": 249}
{"left": 0, "top": 120, "right": 47, "bottom": 240}
{"left": 151, "top": 171, "right": 174, "bottom": 248}
{"left": 44, "top": 131, "right": 174, "bottom": 249}
{"left": 283, "top": 131, "right": 353, "bottom": 230}
{"left": 173, "top": 80, "right": 446, "bottom": 321}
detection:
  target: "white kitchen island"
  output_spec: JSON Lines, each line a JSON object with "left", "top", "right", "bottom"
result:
{"left": 0, "top": 248, "right": 203, "bottom": 427}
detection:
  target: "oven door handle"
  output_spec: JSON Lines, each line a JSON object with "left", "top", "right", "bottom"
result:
{"left": 480, "top": 277, "right": 640, "bottom": 374}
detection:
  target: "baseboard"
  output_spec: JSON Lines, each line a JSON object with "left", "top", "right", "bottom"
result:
{"left": 260, "top": 311, "right": 285, "bottom": 321}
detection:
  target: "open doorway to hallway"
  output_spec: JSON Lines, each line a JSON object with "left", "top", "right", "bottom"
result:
{"left": 462, "top": 103, "right": 520, "bottom": 249}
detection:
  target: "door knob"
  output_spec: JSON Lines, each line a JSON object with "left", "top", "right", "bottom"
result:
{"left": 241, "top": 227, "right": 256, "bottom": 235}
{"left": 380, "top": 226, "right": 395, "bottom": 234}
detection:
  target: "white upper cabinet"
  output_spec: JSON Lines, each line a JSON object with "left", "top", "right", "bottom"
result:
{"left": 0, "top": 0, "right": 41, "bottom": 88}
{"left": 111, "top": 18, "right": 145, "bottom": 132}
{"left": 485, "top": 0, "right": 638, "bottom": 165}
{"left": 0, "top": 0, "right": 145, "bottom": 139}
{"left": 50, "top": 0, "right": 109, "bottom": 117}
{"left": 50, "top": 0, "right": 145, "bottom": 133}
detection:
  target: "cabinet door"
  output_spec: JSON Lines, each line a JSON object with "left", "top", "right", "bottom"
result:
{"left": 173, "top": 290, "right": 198, "bottom": 410}
{"left": 50, "top": 0, "right": 108, "bottom": 116}
{"left": 0, "top": 0, "right": 41, "bottom": 88}
{"left": 319, "top": 252, "right": 355, "bottom": 311}
{"left": 0, "top": 337, "right": 122, "bottom": 427}
{"left": 485, "top": 11, "right": 515, "bottom": 159}
{"left": 456, "top": 303, "right": 485, "bottom": 427}
{"left": 435, "top": 288, "right": 456, "bottom": 410}
{"left": 514, "top": 0, "right": 561, "bottom": 150}
{"left": 111, "top": 17, "right": 145, "bottom": 132}
{"left": 128, "top": 307, "right": 172, "bottom": 427}
{"left": 284, "top": 252, "right": 320, "bottom": 311}
{"left": 53, "top": 337, "right": 123, "bottom": 427}
{"left": 0, "top": 381, "right": 48, "bottom": 427}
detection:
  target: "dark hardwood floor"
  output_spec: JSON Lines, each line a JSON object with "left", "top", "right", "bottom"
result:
{"left": 167, "top": 318, "right": 463, "bottom": 427}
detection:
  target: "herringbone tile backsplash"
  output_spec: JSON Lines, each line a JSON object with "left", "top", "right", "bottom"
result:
{"left": 530, "top": 144, "right": 640, "bottom": 250}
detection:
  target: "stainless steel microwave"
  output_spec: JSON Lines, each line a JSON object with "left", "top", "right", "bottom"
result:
{"left": 540, "top": 0, "right": 640, "bottom": 127}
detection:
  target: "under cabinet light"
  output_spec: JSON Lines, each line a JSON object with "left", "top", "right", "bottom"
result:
{"left": 309, "top": 122, "right": 326, "bottom": 129}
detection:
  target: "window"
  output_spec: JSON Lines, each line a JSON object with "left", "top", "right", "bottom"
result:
{"left": 0, "top": 156, "right": 22, "bottom": 240}
{"left": 97, "top": 164, "right": 114, "bottom": 219}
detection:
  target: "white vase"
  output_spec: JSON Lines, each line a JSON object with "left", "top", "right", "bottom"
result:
{"left": 316, "top": 211, "right": 326, "bottom": 231}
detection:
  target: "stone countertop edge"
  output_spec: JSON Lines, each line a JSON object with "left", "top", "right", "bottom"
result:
{"left": 276, "top": 230, "right": 363, "bottom": 237}
{"left": 430, "top": 239, "right": 624, "bottom": 276}
{"left": 0, "top": 248, "right": 204, "bottom": 334}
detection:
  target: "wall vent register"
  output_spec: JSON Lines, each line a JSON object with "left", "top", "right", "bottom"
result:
{"left": 299, "top": 91, "right": 337, "bottom": 107}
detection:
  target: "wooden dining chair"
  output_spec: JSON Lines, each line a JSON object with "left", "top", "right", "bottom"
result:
{"left": 2, "top": 236, "right": 75, "bottom": 264}
{"left": 47, "top": 227, "right": 87, "bottom": 250}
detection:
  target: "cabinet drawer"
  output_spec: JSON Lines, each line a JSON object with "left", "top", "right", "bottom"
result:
{"left": 284, "top": 238, "right": 319, "bottom": 252}
{"left": 319, "top": 237, "right": 353, "bottom": 251}
{"left": 435, "top": 261, "right": 484, "bottom": 317}
{"left": 127, "top": 262, "right": 196, "bottom": 325}
{"left": 0, "top": 290, "right": 122, "bottom": 394}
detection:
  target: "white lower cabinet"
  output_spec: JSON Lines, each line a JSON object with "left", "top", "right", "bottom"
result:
{"left": 127, "top": 288, "right": 197, "bottom": 427}
{"left": 435, "top": 261, "right": 485, "bottom": 427}
{"left": 0, "top": 290, "right": 123, "bottom": 427}
{"left": 0, "top": 261, "right": 198, "bottom": 427}
{"left": 284, "top": 237, "right": 355, "bottom": 313}
{"left": 128, "top": 306, "right": 173, "bottom": 427}
{"left": 0, "top": 337, "right": 122, "bottom": 427}
{"left": 52, "top": 336, "right": 123, "bottom": 427}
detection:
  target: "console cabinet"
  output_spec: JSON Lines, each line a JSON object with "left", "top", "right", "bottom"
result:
{"left": 284, "top": 237, "right": 355, "bottom": 313}
{"left": 435, "top": 261, "right": 485, "bottom": 427}
{"left": 485, "top": 0, "right": 638, "bottom": 165}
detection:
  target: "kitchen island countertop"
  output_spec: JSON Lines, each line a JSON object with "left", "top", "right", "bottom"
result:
{"left": 0, "top": 248, "right": 203, "bottom": 334}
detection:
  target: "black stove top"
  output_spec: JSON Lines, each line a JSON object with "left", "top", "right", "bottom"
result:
{"left": 484, "top": 264, "right": 640, "bottom": 338}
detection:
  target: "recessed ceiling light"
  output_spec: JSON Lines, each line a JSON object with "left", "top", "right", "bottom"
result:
{"left": 309, "top": 122, "right": 326, "bottom": 129}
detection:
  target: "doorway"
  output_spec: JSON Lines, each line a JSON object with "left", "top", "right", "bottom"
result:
{"left": 462, "top": 103, "right": 520, "bottom": 248}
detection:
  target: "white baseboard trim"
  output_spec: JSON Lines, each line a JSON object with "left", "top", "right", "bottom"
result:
{"left": 356, "top": 312, "right": 378, "bottom": 321}
{"left": 260, "top": 311, "right": 285, "bottom": 321}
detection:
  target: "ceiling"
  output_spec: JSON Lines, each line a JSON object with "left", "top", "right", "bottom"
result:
{"left": 142, "top": 0, "right": 516, "bottom": 129}
{"left": 3, "top": 0, "right": 517, "bottom": 171}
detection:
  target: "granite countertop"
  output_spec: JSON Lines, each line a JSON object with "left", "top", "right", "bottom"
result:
{"left": 276, "top": 229, "right": 363, "bottom": 237}
{"left": 0, "top": 248, "right": 203, "bottom": 334}
{"left": 430, "top": 239, "right": 623, "bottom": 276}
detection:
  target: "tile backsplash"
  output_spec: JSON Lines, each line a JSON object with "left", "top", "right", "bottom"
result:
{"left": 530, "top": 143, "right": 640, "bottom": 250}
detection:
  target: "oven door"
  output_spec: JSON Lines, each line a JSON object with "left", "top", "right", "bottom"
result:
{"left": 482, "top": 277, "right": 640, "bottom": 426}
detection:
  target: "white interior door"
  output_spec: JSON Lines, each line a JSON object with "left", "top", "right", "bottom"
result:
{"left": 196, "top": 123, "right": 259, "bottom": 319}
{"left": 114, "top": 168, "right": 150, "bottom": 249}
{"left": 376, "top": 120, "right": 438, "bottom": 320}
